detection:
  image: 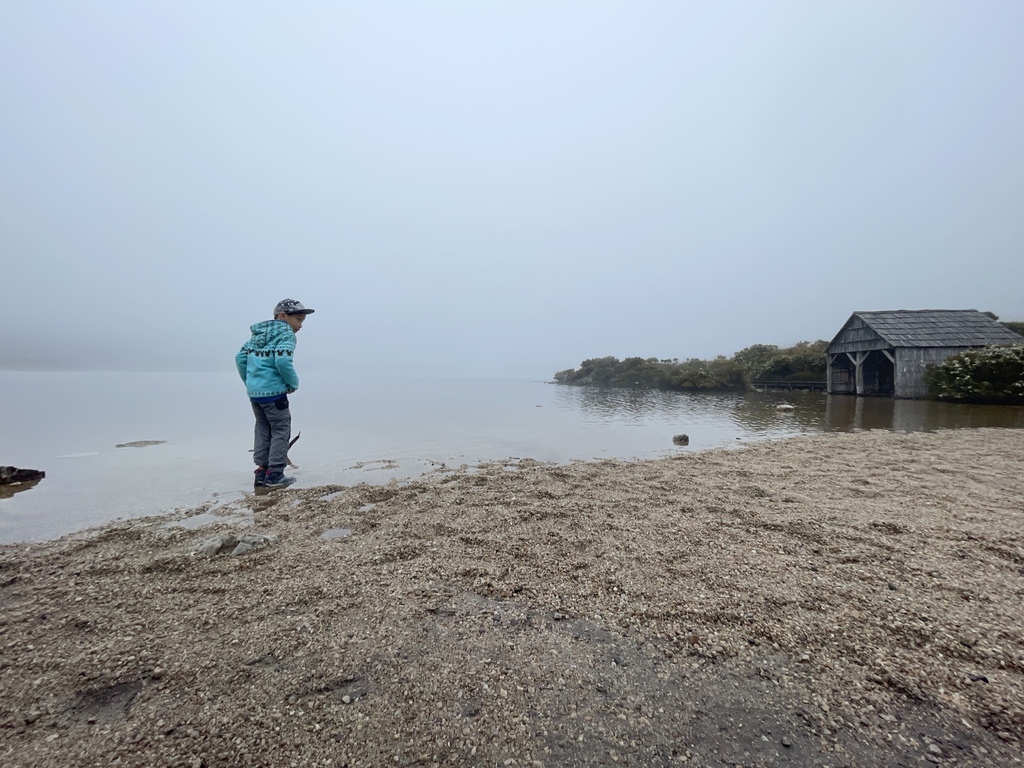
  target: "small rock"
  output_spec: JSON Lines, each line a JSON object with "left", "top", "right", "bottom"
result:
{"left": 195, "top": 535, "right": 238, "bottom": 558}
{"left": 231, "top": 540, "right": 256, "bottom": 557}
{"left": 230, "top": 533, "right": 277, "bottom": 557}
{"left": 341, "top": 695, "right": 351, "bottom": 705}
{"left": 928, "top": 744, "right": 942, "bottom": 755}
{"left": 672, "top": 434, "right": 690, "bottom": 446}
{"left": 888, "top": 582, "right": 899, "bottom": 591}
{"left": 781, "top": 737, "right": 792, "bottom": 748}
{"left": 0, "top": 466, "right": 45, "bottom": 484}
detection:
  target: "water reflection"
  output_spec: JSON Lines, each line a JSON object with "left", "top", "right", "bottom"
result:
{"left": 554, "top": 385, "right": 1024, "bottom": 439}
{"left": 823, "top": 395, "right": 1024, "bottom": 432}
{"left": 0, "top": 480, "right": 43, "bottom": 500}
{"left": 553, "top": 384, "right": 699, "bottom": 421}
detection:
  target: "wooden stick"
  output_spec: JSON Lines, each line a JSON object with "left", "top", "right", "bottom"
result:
{"left": 286, "top": 432, "right": 301, "bottom": 468}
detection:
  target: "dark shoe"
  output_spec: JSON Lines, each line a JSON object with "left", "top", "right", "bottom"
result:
{"left": 254, "top": 466, "right": 268, "bottom": 488}
{"left": 263, "top": 469, "right": 296, "bottom": 490}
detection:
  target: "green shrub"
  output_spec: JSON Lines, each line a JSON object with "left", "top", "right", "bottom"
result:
{"left": 732, "top": 344, "right": 780, "bottom": 381}
{"left": 924, "top": 345, "right": 1024, "bottom": 404}
{"left": 757, "top": 342, "right": 828, "bottom": 382}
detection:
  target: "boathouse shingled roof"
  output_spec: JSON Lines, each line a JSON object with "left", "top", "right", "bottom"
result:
{"left": 840, "top": 310, "right": 1023, "bottom": 348}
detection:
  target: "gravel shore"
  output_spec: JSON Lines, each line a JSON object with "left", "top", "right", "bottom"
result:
{"left": 2, "top": 428, "right": 1022, "bottom": 767}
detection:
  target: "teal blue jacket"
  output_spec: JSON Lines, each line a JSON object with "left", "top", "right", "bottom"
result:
{"left": 235, "top": 320, "right": 300, "bottom": 399}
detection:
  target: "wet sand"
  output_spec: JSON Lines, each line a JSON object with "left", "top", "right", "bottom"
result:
{"left": 2, "top": 428, "right": 1022, "bottom": 767}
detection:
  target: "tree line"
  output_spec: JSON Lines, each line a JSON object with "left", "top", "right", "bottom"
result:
{"left": 553, "top": 341, "right": 829, "bottom": 392}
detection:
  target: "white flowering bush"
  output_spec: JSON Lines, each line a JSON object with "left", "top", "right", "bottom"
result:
{"left": 924, "top": 345, "right": 1024, "bottom": 403}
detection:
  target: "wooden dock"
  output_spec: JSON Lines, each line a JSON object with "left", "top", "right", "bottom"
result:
{"left": 752, "top": 380, "right": 827, "bottom": 392}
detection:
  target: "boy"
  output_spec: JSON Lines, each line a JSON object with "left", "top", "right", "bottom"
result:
{"left": 235, "top": 299, "right": 315, "bottom": 489}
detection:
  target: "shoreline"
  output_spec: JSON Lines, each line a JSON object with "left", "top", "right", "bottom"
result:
{"left": 2, "top": 429, "right": 1022, "bottom": 766}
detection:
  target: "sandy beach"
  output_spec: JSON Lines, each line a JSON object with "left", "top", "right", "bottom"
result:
{"left": 2, "top": 428, "right": 1022, "bottom": 767}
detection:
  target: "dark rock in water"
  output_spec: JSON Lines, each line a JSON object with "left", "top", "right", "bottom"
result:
{"left": 116, "top": 440, "right": 167, "bottom": 448}
{"left": 672, "top": 434, "right": 690, "bottom": 446}
{"left": 0, "top": 466, "right": 45, "bottom": 485}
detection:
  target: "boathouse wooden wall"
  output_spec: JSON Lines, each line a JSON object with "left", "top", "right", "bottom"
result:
{"left": 825, "top": 316, "right": 879, "bottom": 355}
{"left": 892, "top": 347, "right": 968, "bottom": 399}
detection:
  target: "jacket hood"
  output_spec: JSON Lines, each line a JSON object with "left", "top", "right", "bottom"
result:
{"left": 244, "top": 320, "right": 296, "bottom": 353}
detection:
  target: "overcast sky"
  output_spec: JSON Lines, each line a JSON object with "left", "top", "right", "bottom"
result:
{"left": 2, "top": 1, "right": 1022, "bottom": 377}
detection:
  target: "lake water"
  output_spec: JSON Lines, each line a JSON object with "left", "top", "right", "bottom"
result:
{"left": 2, "top": 371, "right": 1023, "bottom": 543}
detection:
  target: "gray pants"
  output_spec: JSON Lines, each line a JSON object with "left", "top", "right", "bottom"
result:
{"left": 251, "top": 396, "right": 291, "bottom": 469}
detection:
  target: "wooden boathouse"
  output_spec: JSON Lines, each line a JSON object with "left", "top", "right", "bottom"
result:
{"left": 825, "top": 310, "right": 1023, "bottom": 399}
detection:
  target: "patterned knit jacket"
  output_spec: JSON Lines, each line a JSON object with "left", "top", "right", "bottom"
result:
{"left": 235, "top": 320, "right": 300, "bottom": 399}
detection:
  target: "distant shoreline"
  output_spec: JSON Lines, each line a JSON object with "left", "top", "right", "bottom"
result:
{"left": 0, "top": 359, "right": 63, "bottom": 371}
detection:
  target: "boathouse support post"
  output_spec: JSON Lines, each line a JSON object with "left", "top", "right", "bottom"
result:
{"left": 846, "top": 351, "right": 868, "bottom": 395}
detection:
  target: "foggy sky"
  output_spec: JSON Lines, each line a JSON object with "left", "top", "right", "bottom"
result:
{"left": 2, "top": 1, "right": 1023, "bottom": 378}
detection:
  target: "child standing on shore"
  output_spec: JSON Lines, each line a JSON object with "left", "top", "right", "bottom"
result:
{"left": 235, "top": 299, "right": 315, "bottom": 489}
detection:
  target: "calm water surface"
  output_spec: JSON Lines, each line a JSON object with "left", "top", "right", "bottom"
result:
{"left": 2, "top": 371, "right": 1022, "bottom": 542}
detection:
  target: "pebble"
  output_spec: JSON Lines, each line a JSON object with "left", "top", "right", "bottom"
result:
{"left": 781, "top": 737, "right": 792, "bottom": 748}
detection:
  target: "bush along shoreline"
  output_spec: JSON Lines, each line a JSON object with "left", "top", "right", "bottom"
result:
{"left": 553, "top": 341, "right": 828, "bottom": 393}
{"left": 925, "top": 345, "right": 1024, "bottom": 405}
